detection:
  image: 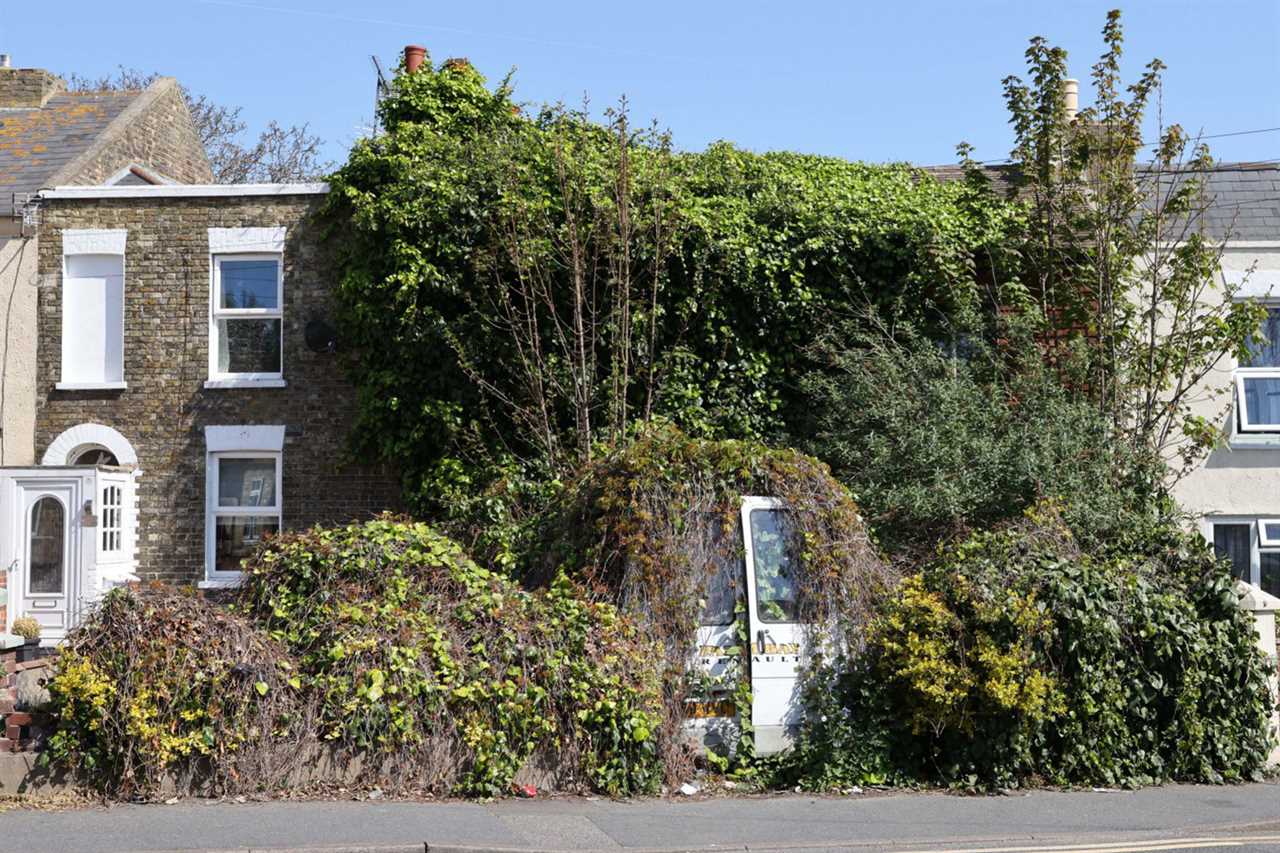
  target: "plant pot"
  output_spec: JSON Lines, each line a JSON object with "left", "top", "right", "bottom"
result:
{"left": 15, "top": 638, "right": 43, "bottom": 663}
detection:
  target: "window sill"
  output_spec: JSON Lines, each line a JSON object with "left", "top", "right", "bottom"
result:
{"left": 203, "top": 379, "right": 287, "bottom": 389}
{"left": 1228, "top": 433, "right": 1280, "bottom": 450}
{"left": 198, "top": 576, "right": 244, "bottom": 589}
{"left": 55, "top": 381, "right": 127, "bottom": 391}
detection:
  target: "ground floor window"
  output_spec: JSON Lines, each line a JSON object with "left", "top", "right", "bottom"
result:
{"left": 1208, "top": 517, "right": 1280, "bottom": 597}
{"left": 206, "top": 451, "right": 281, "bottom": 579}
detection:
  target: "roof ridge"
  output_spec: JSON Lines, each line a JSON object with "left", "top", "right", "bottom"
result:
{"left": 59, "top": 88, "right": 146, "bottom": 96}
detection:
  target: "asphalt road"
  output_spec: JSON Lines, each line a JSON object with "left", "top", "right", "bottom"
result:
{"left": 0, "top": 782, "right": 1277, "bottom": 853}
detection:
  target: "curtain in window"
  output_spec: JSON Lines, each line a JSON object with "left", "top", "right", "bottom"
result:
{"left": 1213, "top": 524, "right": 1252, "bottom": 582}
{"left": 1244, "top": 308, "right": 1280, "bottom": 367}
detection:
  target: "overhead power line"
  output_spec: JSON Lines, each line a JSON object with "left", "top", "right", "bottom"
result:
{"left": 968, "top": 127, "right": 1280, "bottom": 166}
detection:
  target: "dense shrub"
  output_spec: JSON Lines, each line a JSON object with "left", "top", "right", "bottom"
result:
{"left": 45, "top": 589, "right": 306, "bottom": 798}
{"left": 780, "top": 508, "right": 1277, "bottom": 790}
{"left": 239, "top": 517, "right": 664, "bottom": 797}
{"left": 801, "top": 324, "right": 1169, "bottom": 557}
{"left": 325, "top": 51, "right": 1019, "bottom": 531}
{"left": 45, "top": 518, "right": 666, "bottom": 799}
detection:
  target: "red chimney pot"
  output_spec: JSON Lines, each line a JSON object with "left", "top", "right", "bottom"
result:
{"left": 404, "top": 45, "right": 426, "bottom": 74}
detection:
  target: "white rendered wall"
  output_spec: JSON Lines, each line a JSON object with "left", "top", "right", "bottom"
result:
{"left": 1172, "top": 245, "right": 1280, "bottom": 518}
{"left": 0, "top": 235, "right": 38, "bottom": 465}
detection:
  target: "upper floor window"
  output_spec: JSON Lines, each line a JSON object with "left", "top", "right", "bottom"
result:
{"left": 58, "top": 229, "right": 127, "bottom": 391}
{"left": 1235, "top": 306, "right": 1280, "bottom": 433}
{"left": 209, "top": 254, "right": 283, "bottom": 382}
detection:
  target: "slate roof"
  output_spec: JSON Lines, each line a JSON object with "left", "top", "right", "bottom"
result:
{"left": 1193, "top": 162, "right": 1280, "bottom": 242}
{"left": 0, "top": 89, "right": 142, "bottom": 208}
{"left": 918, "top": 163, "right": 1019, "bottom": 198}
{"left": 922, "top": 160, "right": 1280, "bottom": 243}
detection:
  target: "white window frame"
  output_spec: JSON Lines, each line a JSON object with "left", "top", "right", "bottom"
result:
{"left": 1258, "top": 519, "right": 1280, "bottom": 548}
{"left": 204, "top": 443, "right": 283, "bottom": 587}
{"left": 99, "top": 482, "right": 123, "bottom": 557}
{"left": 1233, "top": 369, "right": 1280, "bottom": 433}
{"left": 207, "top": 252, "right": 285, "bottom": 387}
{"left": 1232, "top": 299, "right": 1280, "bottom": 435}
{"left": 1204, "top": 516, "right": 1280, "bottom": 588}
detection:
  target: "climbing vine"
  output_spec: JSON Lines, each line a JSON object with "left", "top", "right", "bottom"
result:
{"left": 323, "top": 50, "right": 1020, "bottom": 543}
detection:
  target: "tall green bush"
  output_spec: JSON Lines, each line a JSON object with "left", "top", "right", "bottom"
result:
{"left": 324, "top": 51, "right": 1019, "bottom": 543}
{"left": 801, "top": 323, "right": 1169, "bottom": 556}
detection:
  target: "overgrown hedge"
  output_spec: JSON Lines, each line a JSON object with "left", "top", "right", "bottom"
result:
{"left": 530, "top": 424, "right": 892, "bottom": 772}
{"left": 780, "top": 507, "right": 1277, "bottom": 790}
{"left": 532, "top": 424, "right": 890, "bottom": 637}
{"left": 45, "top": 518, "right": 666, "bottom": 799}
{"left": 43, "top": 503, "right": 1275, "bottom": 799}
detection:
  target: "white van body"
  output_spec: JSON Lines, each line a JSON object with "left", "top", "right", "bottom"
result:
{"left": 687, "top": 496, "right": 805, "bottom": 756}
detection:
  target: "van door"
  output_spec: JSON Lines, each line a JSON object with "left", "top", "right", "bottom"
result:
{"left": 688, "top": 515, "right": 745, "bottom": 752}
{"left": 741, "top": 496, "right": 803, "bottom": 754}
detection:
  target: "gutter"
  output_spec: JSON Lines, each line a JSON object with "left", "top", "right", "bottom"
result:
{"left": 38, "top": 182, "right": 330, "bottom": 200}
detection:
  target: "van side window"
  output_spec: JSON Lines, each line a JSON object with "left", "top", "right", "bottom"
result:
{"left": 750, "top": 508, "right": 799, "bottom": 623}
{"left": 699, "top": 517, "right": 742, "bottom": 626}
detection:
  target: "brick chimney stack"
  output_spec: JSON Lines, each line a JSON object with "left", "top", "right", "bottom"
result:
{"left": 0, "top": 65, "right": 65, "bottom": 109}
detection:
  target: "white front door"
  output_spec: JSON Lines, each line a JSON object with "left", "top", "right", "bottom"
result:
{"left": 12, "top": 478, "right": 86, "bottom": 643}
{"left": 742, "top": 496, "right": 804, "bottom": 754}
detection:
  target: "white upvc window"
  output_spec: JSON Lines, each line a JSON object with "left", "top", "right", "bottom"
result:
{"left": 1207, "top": 516, "right": 1280, "bottom": 598}
{"left": 59, "top": 229, "right": 127, "bottom": 390}
{"left": 203, "top": 425, "right": 286, "bottom": 585}
{"left": 208, "top": 253, "right": 283, "bottom": 384}
{"left": 1235, "top": 305, "right": 1280, "bottom": 433}
{"left": 205, "top": 451, "right": 282, "bottom": 582}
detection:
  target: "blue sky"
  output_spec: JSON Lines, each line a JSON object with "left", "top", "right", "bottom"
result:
{"left": 4, "top": 1, "right": 1278, "bottom": 168}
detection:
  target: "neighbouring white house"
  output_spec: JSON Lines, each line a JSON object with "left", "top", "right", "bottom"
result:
{"left": 1170, "top": 163, "right": 1280, "bottom": 600}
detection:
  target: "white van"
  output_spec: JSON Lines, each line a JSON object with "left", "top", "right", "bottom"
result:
{"left": 687, "top": 496, "right": 806, "bottom": 756}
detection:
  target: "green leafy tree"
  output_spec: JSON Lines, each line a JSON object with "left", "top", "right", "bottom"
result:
{"left": 801, "top": 320, "right": 1167, "bottom": 556}
{"left": 977, "top": 9, "right": 1265, "bottom": 476}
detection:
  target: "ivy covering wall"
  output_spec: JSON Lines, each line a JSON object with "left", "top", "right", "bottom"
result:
{"left": 324, "top": 52, "right": 1020, "bottom": 535}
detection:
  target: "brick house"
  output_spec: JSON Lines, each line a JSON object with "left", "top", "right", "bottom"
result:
{"left": 0, "top": 183, "right": 401, "bottom": 642}
{"left": 0, "top": 60, "right": 215, "bottom": 641}
{"left": 1, "top": 61, "right": 213, "bottom": 467}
